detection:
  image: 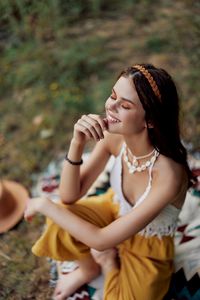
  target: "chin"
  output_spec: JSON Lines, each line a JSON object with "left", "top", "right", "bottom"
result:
{"left": 107, "top": 129, "right": 119, "bottom": 134}
{"left": 107, "top": 124, "right": 123, "bottom": 134}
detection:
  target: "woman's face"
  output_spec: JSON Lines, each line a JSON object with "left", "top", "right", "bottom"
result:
{"left": 105, "top": 76, "right": 146, "bottom": 136}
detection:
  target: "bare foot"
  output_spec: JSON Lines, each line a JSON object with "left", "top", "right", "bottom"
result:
{"left": 53, "top": 256, "right": 100, "bottom": 300}
{"left": 53, "top": 268, "right": 88, "bottom": 300}
{"left": 90, "top": 248, "right": 119, "bottom": 276}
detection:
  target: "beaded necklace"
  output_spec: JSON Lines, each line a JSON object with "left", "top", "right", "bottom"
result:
{"left": 123, "top": 144, "right": 159, "bottom": 174}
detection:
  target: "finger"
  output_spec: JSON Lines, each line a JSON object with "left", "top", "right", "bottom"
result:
{"left": 78, "top": 119, "right": 100, "bottom": 141}
{"left": 103, "top": 117, "right": 108, "bottom": 129}
{"left": 74, "top": 123, "right": 93, "bottom": 140}
{"left": 79, "top": 119, "right": 102, "bottom": 140}
{"left": 88, "top": 114, "right": 107, "bottom": 131}
{"left": 86, "top": 114, "right": 105, "bottom": 135}
{"left": 24, "top": 210, "right": 33, "bottom": 222}
{"left": 26, "top": 216, "right": 33, "bottom": 222}
{"left": 81, "top": 116, "right": 104, "bottom": 139}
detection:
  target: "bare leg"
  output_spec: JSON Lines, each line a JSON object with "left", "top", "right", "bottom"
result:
{"left": 90, "top": 248, "right": 119, "bottom": 276}
{"left": 53, "top": 254, "right": 101, "bottom": 300}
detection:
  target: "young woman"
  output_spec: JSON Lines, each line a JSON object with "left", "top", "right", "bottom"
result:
{"left": 25, "top": 64, "right": 193, "bottom": 300}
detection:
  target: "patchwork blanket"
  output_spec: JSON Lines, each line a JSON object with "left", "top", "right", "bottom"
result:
{"left": 32, "top": 153, "right": 200, "bottom": 300}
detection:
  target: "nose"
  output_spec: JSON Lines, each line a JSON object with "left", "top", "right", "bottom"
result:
{"left": 105, "top": 98, "right": 118, "bottom": 112}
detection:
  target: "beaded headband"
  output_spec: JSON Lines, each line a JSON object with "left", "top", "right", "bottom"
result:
{"left": 133, "top": 65, "right": 161, "bottom": 100}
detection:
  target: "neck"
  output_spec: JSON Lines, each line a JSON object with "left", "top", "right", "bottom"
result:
{"left": 123, "top": 131, "right": 154, "bottom": 157}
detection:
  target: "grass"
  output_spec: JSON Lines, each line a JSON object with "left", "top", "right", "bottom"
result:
{"left": 0, "top": 0, "right": 199, "bottom": 298}
{"left": 0, "top": 217, "right": 53, "bottom": 299}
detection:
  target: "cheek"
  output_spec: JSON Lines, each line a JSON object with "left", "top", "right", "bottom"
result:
{"left": 105, "top": 97, "right": 111, "bottom": 109}
{"left": 121, "top": 110, "right": 146, "bottom": 129}
{"left": 134, "top": 107, "right": 146, "bottom": 124}
{"left": 121, "top": 110, "right": 140, "bottom": 121}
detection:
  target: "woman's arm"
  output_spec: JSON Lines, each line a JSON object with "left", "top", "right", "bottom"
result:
{"left": 25, "top": 165, "right": 184, "bottom": 251}
{"left": 59, "top": 114, "right": 111, "bottom": 203}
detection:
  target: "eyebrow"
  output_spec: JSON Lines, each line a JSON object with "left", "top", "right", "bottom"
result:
{"left": 112, "top": 88, "right": 134, "bottom": 104}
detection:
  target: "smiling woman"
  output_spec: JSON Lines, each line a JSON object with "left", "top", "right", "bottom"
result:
{"left": 105, "top": 76, "right": 146, "bottom": 136}
{"left": 25, "top": 63, "right": 195, "bottom": 300}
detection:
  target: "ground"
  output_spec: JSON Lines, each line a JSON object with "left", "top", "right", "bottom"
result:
{"left": 0, "top": 1, "right": 199, "bottom": 299}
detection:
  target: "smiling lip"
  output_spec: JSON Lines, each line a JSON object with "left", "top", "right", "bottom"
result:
{"left": 106, "top": 112, "right": 121, "bottom": 123}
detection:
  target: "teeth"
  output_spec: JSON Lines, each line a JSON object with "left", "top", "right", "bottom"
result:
{"left": 107, "top": 115, "right": 120, "bottom": 123}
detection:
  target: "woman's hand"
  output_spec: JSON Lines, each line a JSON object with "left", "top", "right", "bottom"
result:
{"left": 24, "top": 197, "right": 49, "bottom": 222}
{"left": 73, "top": 114, "right": 108, "bottom": 145}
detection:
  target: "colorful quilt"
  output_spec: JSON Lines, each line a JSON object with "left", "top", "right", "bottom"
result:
{"left": 32, "top": 153, "right": 200, "bottom": 300}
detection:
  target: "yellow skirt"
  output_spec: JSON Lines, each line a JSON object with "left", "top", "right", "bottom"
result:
{"left": 32, "top": 188, "right": 174, "bottom": 300}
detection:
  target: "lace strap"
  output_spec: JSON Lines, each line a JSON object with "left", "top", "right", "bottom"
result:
{"left": 120, "top": 142, "right": 126, "bottom": 156}
{"left": 134, "top": 152, "right": 158, "bottom": 208}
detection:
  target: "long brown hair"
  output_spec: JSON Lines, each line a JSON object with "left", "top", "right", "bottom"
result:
{"left": 119, "top": 63, "right": 194, "bottom": 188}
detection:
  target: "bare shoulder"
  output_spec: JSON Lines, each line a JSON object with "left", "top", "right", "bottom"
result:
{"left": 154, "top": 154, "right": 188, "bottom": 205}
{"left": 155, "top": 155, "right": 186, "bottom": 186}
{"left": 103, "top": 131, "right": 123, "bottom": 156}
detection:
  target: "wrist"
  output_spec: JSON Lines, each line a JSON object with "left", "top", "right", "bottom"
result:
{"left": 37, "top": 197, "right": 52, "bottom": 214}
{"left": 71, "top": 138, "right": 86, "bottom": 148}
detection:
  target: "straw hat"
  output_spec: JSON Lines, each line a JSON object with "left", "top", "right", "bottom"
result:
{"left": 0, "top": 180, "right": 29, "bottom": 233}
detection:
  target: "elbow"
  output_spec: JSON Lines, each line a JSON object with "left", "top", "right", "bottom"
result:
{"left": 59, "top": 187, "right": 86, "bottom": 204}
{"left": 61, "top": 198, "right": 73, "bottom": 205}
{"left": 90, "top": 236, "right": 110, "bottom": 251}
{"left": 89, "top": 229, "right": 114, "bottom": 251}
{"left": 59, "top": 189, "right": 77, "bottom": 205}
{"left": 60, "top": 196, "right": 76, "bottom": 205}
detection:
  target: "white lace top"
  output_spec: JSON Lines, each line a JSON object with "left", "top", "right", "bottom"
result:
{"left": 109, "top": 144, "right": 182, "bottom": 239}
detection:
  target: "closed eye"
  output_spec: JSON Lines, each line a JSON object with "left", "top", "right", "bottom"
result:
{"left": 121, "top": 104, "right": 131, "bottom": 110}
{"left": 110, "top": 95, "right": 131, "bottom": 109}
